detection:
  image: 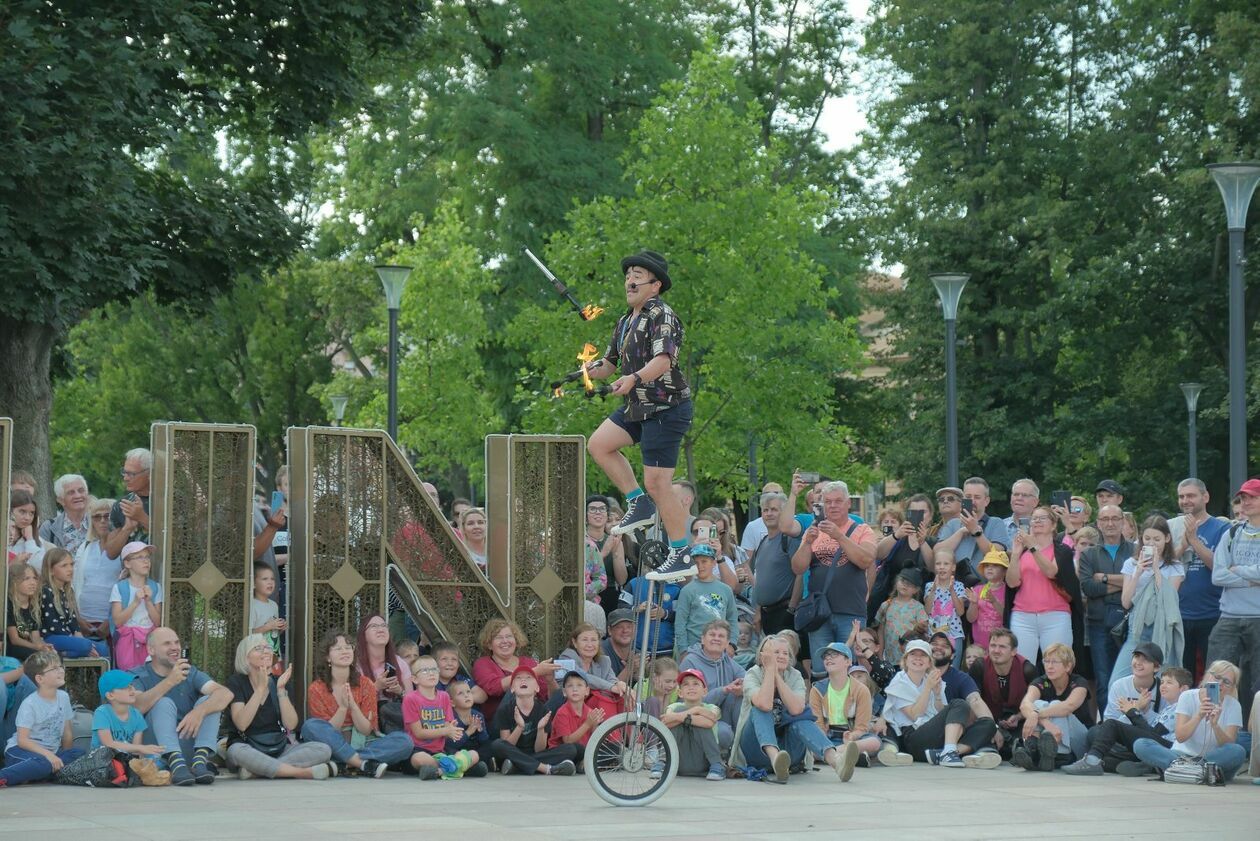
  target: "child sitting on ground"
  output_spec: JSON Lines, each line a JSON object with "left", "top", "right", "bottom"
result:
{"left": 734, "top": 620, "right": 759, "bottom": 668}
{"left": 963, "top": 644, "right": 986, "bottom": 672}
{"left": 444, "top": 682, "right": 490, "bottom": 776}
{"left": 637, "top": 657, "right": 679, "bottom": 718}
{"left": 433, "top": 640, "right": 488, "bottom": 705}
{"left": 92, "top": 669, "right": 170, "bottom": 786}
{"left": 873, "top": 568, "right": 929, "bottom": 665}
{"left": 547, "top": 671, "right": 604, "bottom": 751}
{"left": 489, "top": 666, "right": 579, "bottom": 776}
{"left": 0, "top": 651, "right": 83, "bottom": 786}
{"left": 965, "top": 548, "right": 1008, "bottom": 650}
{"left": 659, "top": 668, "right": 725, "bottom": 781}
{"left": 249, "top": 563, "right": 285, "bottom": 657}
{"left": 808, "top": 643, "right": 879, "bottom": 776}
{"left": 402, "top": 655, "right": 478, "bottom": 780}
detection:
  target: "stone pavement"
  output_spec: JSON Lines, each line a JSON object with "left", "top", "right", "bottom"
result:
{"left": 1, "top": 764, "right": 1255, "bottom": 840}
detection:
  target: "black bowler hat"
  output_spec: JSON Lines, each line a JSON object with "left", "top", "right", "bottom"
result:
{"left": 621, "top": 250, "right": 671, "bottom": 293}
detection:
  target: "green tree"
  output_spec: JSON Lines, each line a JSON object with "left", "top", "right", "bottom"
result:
{"left": 504, "top": 48, "right": 868, "bottom": 502}
{"left": 1, "top": 1, "right": 426, "bottom": 508}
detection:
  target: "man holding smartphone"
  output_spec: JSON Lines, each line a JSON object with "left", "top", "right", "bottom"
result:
{"left": 585, "top": 250, "right": 695, "bottom": 582}
{"left": 935, "top": 478, "right": 1010, "bottom": 580}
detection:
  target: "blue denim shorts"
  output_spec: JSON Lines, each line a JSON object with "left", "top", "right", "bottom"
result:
{"left": 609, "top": 400, "right": 693, "bottom": 468}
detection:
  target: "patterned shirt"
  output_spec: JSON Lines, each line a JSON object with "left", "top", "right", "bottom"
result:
{"left": 39, "top": 511, "right": 89, "bottom": 555}
{"left": 603, "top": 297, "right": 690, "bottom": 421}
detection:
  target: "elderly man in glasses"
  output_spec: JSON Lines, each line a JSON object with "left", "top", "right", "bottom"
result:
{"left": 103, "top": 447, "right": 153, "bottom": 559}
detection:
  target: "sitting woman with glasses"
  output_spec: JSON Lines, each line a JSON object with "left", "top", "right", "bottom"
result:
{"left": 1005, "top": 506, "right": 1084, "bottom": 663}
{"left": 1013, "top": 642, "right": 1091, "bottom": 770}
{"left": 225, "top": 634, "right": 336, "bottom": 780}
{"left": 355, "top": 613, "right": 413, "bottom": 732}
{"left": 73, "top": 498, "right": 120, "bottom": 641}
{"left": 1132, "top": 660, "right": 1248, "bottom": 781}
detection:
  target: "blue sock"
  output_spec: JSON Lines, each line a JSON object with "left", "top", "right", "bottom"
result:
{"left": 626, "top": 487, "right": 644, "bottom": 501}
{"left": 669, "top": 538, "right": 687, "bottom": 549}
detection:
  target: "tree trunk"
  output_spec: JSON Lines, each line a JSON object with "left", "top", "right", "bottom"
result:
{"left": 0, "top": 316, "right": 57, "bottom": 514}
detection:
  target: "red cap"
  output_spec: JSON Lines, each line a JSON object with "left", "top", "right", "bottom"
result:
{"left": 1236, "top": 478, "right": 1260, "bottom": 498}
{"left": 509, "top": 665, "right": 539, "bottom": 686}
{"left": 676, "top": 668, "right": 707, "bottom": 688}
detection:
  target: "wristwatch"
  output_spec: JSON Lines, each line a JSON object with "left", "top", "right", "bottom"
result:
{"left": 971, "top": 530, "right": 982, "bottom": 538}
{"left": 633, "top": 372, "right": 644, "bottom": 387}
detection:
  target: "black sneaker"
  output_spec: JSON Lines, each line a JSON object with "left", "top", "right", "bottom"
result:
{"left": 190, "top": 747, "right": 217, "bottom": 784}
{"left": 1011, "top": 744, "right": 1034, "bottom": 771}
{"left": 549, "top": 759, "right": 576, "bottom": 776}
{"left": 856, "top": 752, "right": 871, "bottom": 769}
{"left": 417, "top": 765, "right": 442, "bottom": 781}
{"left": 1037, "top": 731, "right": 1058, "bottom": 772}
{"left": 464, "top": 761, "right": 489, "bottom": 778}
{"left": 361, "top": 759, "right": 389, "bottom": 779}
{"left": 610, "top": 494, "right": 657, "bottom": 536}
{"left": 1116, "top": 760, "right": 1155, "bottom": 777}
{"left": 165, "top": 752, "right": 195, "bottom": 787}
{"left": 924, "top": 748, "right": 941, "bottom": 766}
{"left": 646, "top": 544, "right": 696, "bottom": 582}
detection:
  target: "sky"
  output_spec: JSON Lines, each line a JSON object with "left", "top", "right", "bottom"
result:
{"left": 816, "top": 0, "right": 870, "bottom": 152}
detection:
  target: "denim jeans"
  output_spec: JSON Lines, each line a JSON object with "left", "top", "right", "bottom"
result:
{"left": 1086, "top": 605, "right": 1126, "bottom": 709}
{"left": 738, "top": 707, "right": 834, "bottom": 770}
{"left": 300, "top": 717, "right": 414, "bottom": 766}
{"left": 44, "top": 634, "right": 109, "bottom": 658}
{"left": 808, "top": 613, "right": 865, "bottom": 669}
{"left": 143, "top": 694, "right": 222, "bottom": 757}
{"left": 1132, "top": 738, "right": 1247, "bottom": 781}
{"left": 0, "top": 746, "right": 85, "bottom": 786}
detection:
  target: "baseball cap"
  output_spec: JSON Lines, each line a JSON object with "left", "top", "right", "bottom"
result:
{"left": 607, "top": 608, "right": 634, "bottom": 628}
{"left": 822, "top": 642, "right": 853, "bottom": 661}
{"left": 509, "top": 665, "right": 539, "bottom": 686}
{"left": 690, "top": 543, "right": 716, "bottom": 559}
{"left": 677, "top": 668, "right": 707, "bottom": 688}
{"left": 1096, "top": 479, "right": 1124, "bottom": 495}
{"left": 1132, "top": 642, "right": 1164, "bottom": 665}
{"left": 120, "top": 541, "right": 155, "bottom": 561}
{"left": 560, "top": 670, "right": 589, "bottom": 686}
{"left": 929, "top": 631, "right": 954, "bottom": 650}
{"left": 903, "top": 640, "right": 933, "bottom": 659}
{"left": 848, "top": 663, "right": 870, "bottom": 675}
{"left": 99, "top": 669, "right": 137, "bottom": 697}
{"left": 1234, "top": 478, "right": 1260, "bottom": 498}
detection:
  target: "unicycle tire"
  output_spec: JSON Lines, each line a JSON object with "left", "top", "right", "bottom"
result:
{"left": 584, "top": 712, "right": 678, "bottom": 807}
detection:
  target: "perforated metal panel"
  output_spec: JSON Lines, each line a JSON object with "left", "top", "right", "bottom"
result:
{"left": 289, "top": 428, "right": 584, "bottom": 711}
{"left": 150, "top": 423, "right": 255, "bottom": 681}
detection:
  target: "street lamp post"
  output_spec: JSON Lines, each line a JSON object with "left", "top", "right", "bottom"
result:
{"left": 375, "top": 264, "right": 413, "bottom": 442}
{"left": 1179, "top": 383, "right": 1203, "bottom": 479}
{"left": 330, "top": 394, "right": 349, "bottom": 428}
{"left": 930, "top": 272, "right": 969, "bottom": 489}
{"left": 1207, "top": 163, "right": 1260, "bottom": 492}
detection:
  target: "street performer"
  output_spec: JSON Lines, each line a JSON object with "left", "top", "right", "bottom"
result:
{"left": 584, "top": 249, "right": 695, "bottom": 582}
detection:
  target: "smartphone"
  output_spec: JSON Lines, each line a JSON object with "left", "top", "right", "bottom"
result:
{"left": 881, "top": 524, "right": 894, "bottom": 536}
{"left": 555, "top": 658, "right": 577, "bottom": 674}
{"left": 1050, "top": 490, "right": 1071, "bottom": 509}
{"left": 270, "top": 490, "right": 285, "bottom": 513}
{"left": 180, "top": 647, "right": 190, "bottom": 661}
{"left": 812, "top": 503, "right": 826, "bottom": 523}
{"left": 961, "top": 499, "right": 974, "bottom": 515}
{"left": 908, "top": 509, "right": 925, "bottom": 528}
{"left": 798, "top": 471, "right": 821, "bottom": 485}
{"left": 383, "top": 662, "right": 397, "bottom": 679}
{"left": 708, "top": 525, "right": 719, "bottom": 540}
{"left": 1017, "top": 516, "right": 1031, "bottom": 531}
{"left": 1141, "top": 546, "right": 1154, "bottom": 562}
{"left": 1206, "top": 682, "right": 1221, "bottom": 705}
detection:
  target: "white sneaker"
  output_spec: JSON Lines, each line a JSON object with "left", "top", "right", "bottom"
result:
{"left": 876, "top": 743, "right": 913, "bottom": 767}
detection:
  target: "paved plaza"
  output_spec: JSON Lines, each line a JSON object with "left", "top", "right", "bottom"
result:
{"left": 1, "top": 764, "right": 1254, "bottom": 840}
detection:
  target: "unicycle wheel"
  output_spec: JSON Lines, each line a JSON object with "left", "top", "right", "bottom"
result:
{"left": 584, "top": 712, "right": 678, "bottom": 807}
{"left": 638, "top": 539, "right": 668, "bottom": 571}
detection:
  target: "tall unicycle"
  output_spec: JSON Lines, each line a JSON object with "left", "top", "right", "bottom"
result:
{"left": 585, "top": 528, "right": 678, "bottom": 806}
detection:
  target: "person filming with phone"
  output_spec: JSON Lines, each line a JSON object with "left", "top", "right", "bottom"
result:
{"left": 934, "top": 478, "right": 1011, "bottom": 582}
{"left": 1131, "top": 660, "right": 1247, "bottom": 781}
{"left": 1109, "top": 515, "right": 1184, "bottom": 684}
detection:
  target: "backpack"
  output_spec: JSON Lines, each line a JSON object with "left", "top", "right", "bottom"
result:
{"left": 55, "top": 746, "right": 129, "bottom": 788}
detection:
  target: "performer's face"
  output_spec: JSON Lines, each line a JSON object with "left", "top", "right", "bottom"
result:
{"left": 624, "top": 266, "right": 659, "bottom": 307}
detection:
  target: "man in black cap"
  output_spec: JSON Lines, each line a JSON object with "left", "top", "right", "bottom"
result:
{"left": 585, "top": 249, "right": 695, "bottom": 581}
{"left": 1095, "top": 479, "right": 1125, "bottom": 512}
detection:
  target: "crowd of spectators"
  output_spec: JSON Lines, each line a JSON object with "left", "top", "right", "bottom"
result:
{"left": 4, "top": 453, "right": 1258, "bottom": 790}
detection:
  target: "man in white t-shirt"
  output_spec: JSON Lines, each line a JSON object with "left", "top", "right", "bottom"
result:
{"left": 738, "top": 482, "right": 785, "bottom": 556}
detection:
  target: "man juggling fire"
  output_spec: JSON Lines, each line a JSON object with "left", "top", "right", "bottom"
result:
{"left": 583, "top": 249, "right": 696, "bottom": 582}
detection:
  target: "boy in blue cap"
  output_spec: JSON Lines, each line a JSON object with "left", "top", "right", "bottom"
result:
{"left": 94, "top": 669, "right": 170, "bottom": 786}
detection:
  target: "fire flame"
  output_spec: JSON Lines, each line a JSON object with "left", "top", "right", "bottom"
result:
{"left": 577, "top": 343, "right": 598, "bottom": 392}
{"left": 581, "top": 304, "right": 605, "bottom": 321}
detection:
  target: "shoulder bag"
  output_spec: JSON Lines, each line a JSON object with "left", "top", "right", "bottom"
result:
{"left": 794, "top": 521, "right": 859, "bottom": 634}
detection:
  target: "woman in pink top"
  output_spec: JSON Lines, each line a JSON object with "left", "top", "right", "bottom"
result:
{"left": 471, "top": 618, "right": 556, "bottom": 721}
{"left": 1005, "top": 506, "right": 1085, "bottom": 663}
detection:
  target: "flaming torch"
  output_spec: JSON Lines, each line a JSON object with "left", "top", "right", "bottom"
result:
{"left": 548, "top": 342, "right": 613, "bottom": 399}
{"left": 525, "top": 248, "right": 604, "bottom": 321}
{"left": 576, "top": 343, "right": 599, "bottom": 393}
